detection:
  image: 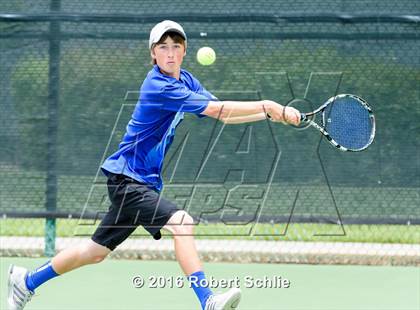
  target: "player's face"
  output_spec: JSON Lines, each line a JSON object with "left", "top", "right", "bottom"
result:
{"left": 152, "top": 36, "right": 186, "bottom": 79}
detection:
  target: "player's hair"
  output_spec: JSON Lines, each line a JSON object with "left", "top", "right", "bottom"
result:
{"left": 150, "top": 31, "right": 186, "bottom": 65}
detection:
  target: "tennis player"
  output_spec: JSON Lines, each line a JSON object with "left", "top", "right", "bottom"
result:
{"left": 7, "top": 20, "right": 300, "bottom": 310}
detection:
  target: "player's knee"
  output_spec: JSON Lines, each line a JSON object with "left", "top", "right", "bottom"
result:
{"left": 181, "top": 212, "right": 194, "bottom": 226}
{"left": 90, "top": 253, "right": 107, "bottom": 264}
{"left": 80, "top": 242, "right": 109, "bottom": 264}
{"left": 167, "top": 211, "right": 195, "bottom": 235}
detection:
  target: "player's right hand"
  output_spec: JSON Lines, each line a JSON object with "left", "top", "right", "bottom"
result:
{"left": 283, "top": 106, "right": 301, "bottom": 126}
{"left": 265, "top": 101, "right": 301, "bottom": 126}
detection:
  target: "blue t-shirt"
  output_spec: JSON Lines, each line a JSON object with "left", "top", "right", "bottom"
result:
{"left": 101, "top": 65, "right": 216, "bottom": 192}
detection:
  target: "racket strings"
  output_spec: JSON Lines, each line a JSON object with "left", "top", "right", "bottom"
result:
{"left": 323, "top": 97, "right": 373, "bottom": 150}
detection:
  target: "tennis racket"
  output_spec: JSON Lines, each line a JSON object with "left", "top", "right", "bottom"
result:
{"left": 295, "top": 94, "right": 375, "bottom": 151}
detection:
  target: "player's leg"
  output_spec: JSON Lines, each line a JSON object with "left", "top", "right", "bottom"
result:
{"left": 162, "top": 210, "right": 212, "bottom": 309}
{"left": 7, "top": 240, "right": 110, "bottom": 309}
{"left": 162, "top": 210, "right": 201, "bottom": 274}
{"left": 51, "top": 239, "right": 111, "bottom": 274}
{"left": 7, "top": 173, "right": 132, "bottom": 309}
{"left": 162, "top": 210, "right": 241, "bottom": 310}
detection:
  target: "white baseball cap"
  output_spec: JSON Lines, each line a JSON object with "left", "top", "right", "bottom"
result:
{"left": 149, "top": 20, "right": 187, "bottom": 49}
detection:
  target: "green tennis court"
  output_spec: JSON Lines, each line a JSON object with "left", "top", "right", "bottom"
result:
{"left": 1, "top": 257, "right": 419, "bottom": 310}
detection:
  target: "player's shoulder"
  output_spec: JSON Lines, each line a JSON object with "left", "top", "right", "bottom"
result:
{"left": 141, "top": 66, "right": 169, "bottom": 92}
{"left": 180, "top": 68, "right": 198, "bottom": 81}
{"left": 180, "top": 68, "right": 202, "bottom": 89}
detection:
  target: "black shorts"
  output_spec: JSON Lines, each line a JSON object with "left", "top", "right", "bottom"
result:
{"left": 91, "top": 173, "right": 179, "bottom": 251}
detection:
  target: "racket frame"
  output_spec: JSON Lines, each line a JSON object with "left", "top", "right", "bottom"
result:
{"left": 300, "top": 94, "right": 376, "bottom": 152}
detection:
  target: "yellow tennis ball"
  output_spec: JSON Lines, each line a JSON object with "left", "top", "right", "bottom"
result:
{"left": 197, "top": 47, "right": 216, "bottom": 66}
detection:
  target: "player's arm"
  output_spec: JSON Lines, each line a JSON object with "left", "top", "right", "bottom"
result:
{"left": 221, "top": 112, "right": 267, "bottom": 124}
{"left": 201, "top": 100, "right": 300, "bottom": 125}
